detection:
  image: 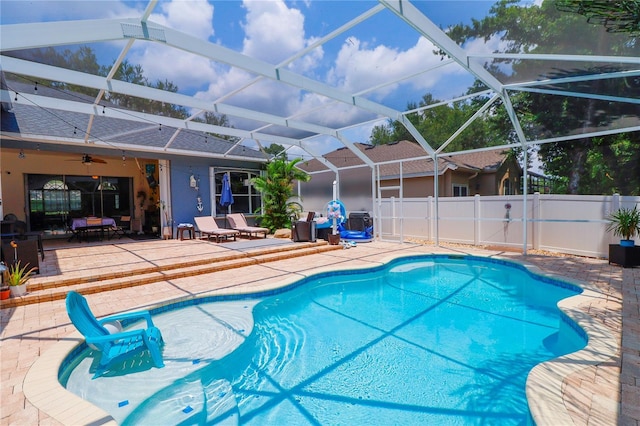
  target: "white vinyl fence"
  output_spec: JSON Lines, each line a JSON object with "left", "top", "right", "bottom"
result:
{"left": 376, "top": 194, "right": 640, "bottom": 258}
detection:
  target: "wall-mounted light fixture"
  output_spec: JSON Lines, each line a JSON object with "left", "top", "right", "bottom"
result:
{"left": 189, "top": 174, "right": 199, "bottom": 191}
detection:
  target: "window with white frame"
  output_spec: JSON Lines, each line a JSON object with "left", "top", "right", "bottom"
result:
{"left": 452, "top": 184, "right": 468, "bottom": 197}
{"left": 214, "top": 170, "right": 261, "bottom": 216}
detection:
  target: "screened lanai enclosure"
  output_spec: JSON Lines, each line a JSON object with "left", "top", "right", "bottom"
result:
{"left": 1, "top": 0, "right": 639, "bottom": 255}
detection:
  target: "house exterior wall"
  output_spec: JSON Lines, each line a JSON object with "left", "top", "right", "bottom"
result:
{"left": 300, "top": 161, "right": 521, "bottom": 217}
{"left": 497, "top": 157, "right": 522, "bottom": 195}
{"left": 0, "top": 148, "right": 153, "bottom": 224}
{"left": 0, "top": 148, "right": 264, "bottom": 236}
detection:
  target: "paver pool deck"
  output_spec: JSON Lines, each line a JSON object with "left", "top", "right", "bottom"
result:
{"left": 1, "top": 238, "right": 638, "bottom": 425}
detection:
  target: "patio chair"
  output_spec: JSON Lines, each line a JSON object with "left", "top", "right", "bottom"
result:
{"left": 84, "top": 217, "right": 104, "bottom": 241}
{"left": 112, "top": 215, "right": 131, "bottom": 239}
{"left": 193, "top": 216, "right": 240, "bottom": 243}
{"left": 292, "top": 211, "right": 316, "bottom": 242}
{"left": 226, "top": 213, "right": 269, "bottom": 239}
{"left": 65, "top": 290, "right": 165, "bottom": 379}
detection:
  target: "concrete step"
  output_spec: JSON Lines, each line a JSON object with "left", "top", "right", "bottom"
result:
{"left": 1, "top": 241, "right": 341, "bottom": 308}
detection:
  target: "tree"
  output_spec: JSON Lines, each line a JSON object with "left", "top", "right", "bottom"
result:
{"left": 194, "top": 112, "right": 240, "bottom": 142}
{"left": 369, "top": 92, "right": 504, "bottom": 153}
{"left": 107, "top": 60, "right": 188, "bottom": 119}
{"left": 251, "top": 158, "right": 311, "bottom": 232}
{"left": 444, "top": 0, "right": 640, "bottom": 194}
{"left": 263, "top": 143, "right": 287, "bottom": 159}
{"left": 6, "top": 46, "right": 102, "bottom": 97}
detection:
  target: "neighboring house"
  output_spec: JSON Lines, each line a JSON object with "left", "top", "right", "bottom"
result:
{"left": 298, "top": 141, "right": 522, "bottom": 198}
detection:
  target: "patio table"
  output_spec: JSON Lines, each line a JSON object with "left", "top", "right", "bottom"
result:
{"left": 69, "top": 217, "right": 117, "bottom": 242}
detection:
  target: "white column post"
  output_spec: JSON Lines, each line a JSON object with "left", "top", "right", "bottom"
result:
{"left": 474, "top": 194, "right": 480, "bottom": 246}
{"left": 532, "top": 192, "right": 540, "bottom": 250}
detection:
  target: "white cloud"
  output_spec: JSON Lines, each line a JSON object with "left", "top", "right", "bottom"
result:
{"left": 194, "top": 0, "right": 326, "bottom": 117}
{"left": 128, "top": 0, "right": 216, "bottom": 91}
{"left": 128, "top": 0, "right": 483, "bottom": 152}
{"left": 151, "top": 0, "right": 214, "bottom": 40}
{"left": 327, "top": 36, "right": 467, "bottom": 102}
{"left": 241, "top": 0, "right": 307, "bottom": 64}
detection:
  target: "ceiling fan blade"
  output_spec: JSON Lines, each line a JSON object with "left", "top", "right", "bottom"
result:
{"left": 63, "top": 154, "right": 108, "bottom": 164}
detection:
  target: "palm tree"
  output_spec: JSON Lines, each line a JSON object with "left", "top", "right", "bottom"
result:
{"left": 251, "top": 158, "right": 311, "bottom": 232}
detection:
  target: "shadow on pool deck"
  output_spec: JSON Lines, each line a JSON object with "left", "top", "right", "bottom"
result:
{"left": 0, "top": 240, "right": 637, "bottom": 425}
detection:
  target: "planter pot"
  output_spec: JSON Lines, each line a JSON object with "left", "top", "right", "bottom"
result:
{"left": 609, "top": 244, "right": 640, "bottom": 268}
{"left": 10, "top": 283, "right": 27, "bottom": 297}
{"left": 0, "top": 288, "right": 10, "bottom": 300}
{"left": 163, "top": 226, "right": 173, "bottom": 239}
{"left": 620, "top": 239, "right": 635, "bottom": 247}
{"left": 328, "top": 233, "right": 341, "bottom": 245}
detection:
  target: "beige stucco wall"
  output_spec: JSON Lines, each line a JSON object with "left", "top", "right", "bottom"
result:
{"left": 0, "top": 148, "right": 157, "bottom": 222}
{"left": 379, "top": 174, "right": 461, "bottom": 198}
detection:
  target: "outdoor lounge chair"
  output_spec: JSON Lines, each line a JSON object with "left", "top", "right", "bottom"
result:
{"left": 226, "top": 213, "right": 269, "bottom": 239}
{"left": 194, "top": 216, "right": 240, "bottom": 243}
{"left": 65, "top": 290, "right": 164, "bottom": 379}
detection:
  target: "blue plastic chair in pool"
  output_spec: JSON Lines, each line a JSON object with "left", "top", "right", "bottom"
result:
{"left": 65, "top": 291, "right": 165, "bottom": 379}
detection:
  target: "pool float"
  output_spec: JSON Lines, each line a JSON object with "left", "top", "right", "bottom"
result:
{"left": 339, "top": 224, "right": 374, "bottom": 242}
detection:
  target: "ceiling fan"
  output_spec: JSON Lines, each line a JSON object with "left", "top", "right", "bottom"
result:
{"left": 68, "top": 154, "right": 107, "bottom": 165}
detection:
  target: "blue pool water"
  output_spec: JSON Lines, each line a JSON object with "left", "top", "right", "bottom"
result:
{"left": 61, "top": 255, "right": 586, "bottom": 425}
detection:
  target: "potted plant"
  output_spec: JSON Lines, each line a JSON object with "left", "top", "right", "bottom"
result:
{"left": 0, "top": 262, "right": 9, "bottom": 300}
{"left": 251, "top": 157, "right": 311, "bottom": 233}
{"left": 606, "top": 205, "right": 640, "bottom": 247}
{"left": 0, "top": 285, "right": 9, "bottom": 300}
{"left": 5, "top": 260, "right": 37, "bottom": 297}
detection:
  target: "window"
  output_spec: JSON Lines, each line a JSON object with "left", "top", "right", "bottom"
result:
{"left": 214, "top": 170, "right": 262, "bottom": 216}
{"left": 502, "top": 179, "right": 512, "bottom": 195}
{"left": 453, "top": 184, "right": 468, "bottom": 197}
{"left": 27, "top": 174, "right": 132, "bottom": 232}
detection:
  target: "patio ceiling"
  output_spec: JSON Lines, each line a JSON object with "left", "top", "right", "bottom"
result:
{"left": 1, "top": 0, "right": 639, "bottom": 168}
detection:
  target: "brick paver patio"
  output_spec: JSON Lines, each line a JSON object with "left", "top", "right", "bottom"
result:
{"left": 1, "top": 239, "right": 637, "bottom": 425}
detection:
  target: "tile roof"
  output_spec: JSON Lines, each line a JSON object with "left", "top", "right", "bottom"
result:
{"left": 1, "top": 78, "right": 267, "bottom": 160}
{"left": 298, "top": 140, "right": 512, "bottom": 178}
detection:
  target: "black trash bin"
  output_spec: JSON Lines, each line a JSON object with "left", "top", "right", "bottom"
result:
{"left": 348, "top": 212, "right": 371, "bottom": 231}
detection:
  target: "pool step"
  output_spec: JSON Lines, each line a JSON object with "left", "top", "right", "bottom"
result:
{"left": 1, "top": 241, "right": 341, "bottom": 308}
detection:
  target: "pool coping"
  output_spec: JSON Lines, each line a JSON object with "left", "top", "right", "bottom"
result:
{"left": 23, "top": 251, "right": 619, "bottom": 425}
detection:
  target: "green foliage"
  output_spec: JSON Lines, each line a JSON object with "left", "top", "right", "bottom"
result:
{"left": 442, "top": 0, "right": 640, "bottom": 195}
{"left": 251, "top": 158, "right": 311, "bottom": 232}
{"left": 263, "top": 144, "right": 287, "bottom": 160}
{"left": 193, "top": 112, "right": 240, "bottom": 142}
{"left": 107, "top": 60, "right": 188, "bottom": 118}
{"left": 606, "top": 205, "right": 640, "bottom": 240}
{"left": 369, "top": 92, "right": 505, "bottom": 152}
{"left": 4, "top": 260, "right": 37, "bottom": 287}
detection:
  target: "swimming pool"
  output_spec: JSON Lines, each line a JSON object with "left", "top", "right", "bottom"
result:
{"left": 60, "top": 255, "right": 586, "bottom": 425}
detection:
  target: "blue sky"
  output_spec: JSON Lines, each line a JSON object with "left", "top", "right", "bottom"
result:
{"left": 2, "top": 0, "right": 505, "bottom": 154}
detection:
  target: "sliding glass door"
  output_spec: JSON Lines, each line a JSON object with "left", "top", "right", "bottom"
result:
{"left": 27, "top": 174, "right": 132, "bottom": 235}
